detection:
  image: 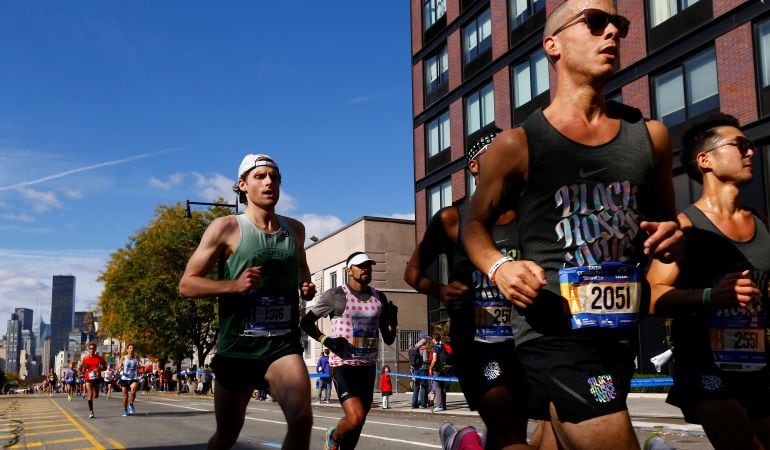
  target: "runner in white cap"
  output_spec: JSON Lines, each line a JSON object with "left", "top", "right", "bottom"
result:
{"left": 180, "top": 153, "right": 316, "bottom": 449}
{"left": 301, "top": 251, "right": 398, "bottom": 450}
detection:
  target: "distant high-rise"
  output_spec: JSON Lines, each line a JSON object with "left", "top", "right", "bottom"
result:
{"left": 50, "top": 275, "right": 75, "bottom": 369}
{"left": 6, "top": 315, "right": 22, "bottom": 374}
{"left": 14, "top": 308, "right": 33, "bottom": 332}
{"left": 34, "top": 316, "right": 50, "bottom": 359}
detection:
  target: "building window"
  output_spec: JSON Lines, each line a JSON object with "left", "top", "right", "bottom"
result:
{"left": 425, "top": 45, "right": 449, "bottom": 97}
{"left": 426, "top": 111, "right": 451, "bottom": 172}
{"left": 424, "top": 0, "right": 447, "bottom": 30}
{"left": 757, "top": 19, "right": 770, "bottom": 116}
{"left": 653, "top": 47, "right": 718, "bottom": 128}
{"left": 510, "top": 0, "right": 545, "bottom": 29}
{"left": 464, "top": 9, "right": 492, "bottom": 64}
{"left": 329, "top": 272, "right": 337, "bottom": 289}
{"left": 649, "top": 0, "right": 700, "bottom": 28}
{"left": 513, "top": 49, "right": 549, "bottom": 108}
{"left": 465, "top": 82, "right": 495, "bottom": 136}
{"left": 427, "top": 179, "right": 452, "bottom": 219}
{"left": 466, "top": 169, "right": 476, "bottom": 198}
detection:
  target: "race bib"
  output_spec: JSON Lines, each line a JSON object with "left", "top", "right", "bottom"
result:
{"left": 242, "top": 295, "right": 292, "bottom": 337}
{"left": 709, "top": 314, "right": 766, "bottom": 372}
{"left": 474, "top": 301, "right": 514, "bottom": 342}
{"left": 351, "top": 329, "right": 378, "bottom": 359}
{"left": 560, "top": 262, "right": 641, "bottom": 330}
{"left": 88, "top": 370, "right": 99, "bottom": 380}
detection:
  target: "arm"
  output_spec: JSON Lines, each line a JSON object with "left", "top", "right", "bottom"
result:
{"left": 404, "top": 207, "right": 468, "bottom": 308}
{"left": 428, "top": 348, "right": 437, "bottom": 376}
{"left": 299, "top": 289, "right": 347, "bottom": 353}
{"left": 640, "top": 120, "right": 684, "bottom": 263}
{"left": 464, "top": 129, "right": 546, "bottom": 308}
{"left": 648, "top": 214, "right": 760, "bottom": 314}
{"left": 378, "top": 292, "right": 397, "bottom": 346}
{"left": 179, "top": 216, "right": 261, "bottom": 298}
{"left": 286, "top": 217, "right": 317, "bottom": 301}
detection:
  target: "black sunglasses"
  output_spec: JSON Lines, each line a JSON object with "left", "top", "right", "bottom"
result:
{"left": 701, "top": 136, "right": 754, "bottom": 155}
{"left": 552, "top": 8, "right": 630, "bottom": 38}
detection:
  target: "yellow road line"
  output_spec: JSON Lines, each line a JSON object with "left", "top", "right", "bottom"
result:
{"left": 46, "top": 398, "right": 107, "bottom": 450}
{"left": 10, "top": 436, "right": 87, "bottom": 448}
{"left": 1, "top": 428, "right": 80, "bottom": 438}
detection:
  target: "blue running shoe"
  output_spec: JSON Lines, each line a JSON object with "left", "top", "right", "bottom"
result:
{"left": 122, "top": 409, "right": 128, "bottom": 417}
{"left": 324, "top": 426, "right": 339, "bottom": 450}
{"left": 128, "top": 404, "right": 135, "bottom": 415}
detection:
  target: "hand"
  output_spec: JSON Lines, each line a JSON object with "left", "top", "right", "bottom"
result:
{"left": 493, "top": 260, "right": 547, "bottom": 309}
{"left": 437, "top": 281, "right": 468, "bottom": 309}
{"left": 233, "top": 267, "right": 261, "bottom": 294}
{"left": 711, "top": 270, "right": 760, "bottom": 309}
{"left": 300, "top": 281, "right": 316, "bottom": 300}
{"left": 640, "top": 221, "right": 684, "bottom": 263}
{"left": 322, "top": 336, "right": 348, "bottom": 354}
{"left": 386, "top": 302, "right": 398, "bottom": 325}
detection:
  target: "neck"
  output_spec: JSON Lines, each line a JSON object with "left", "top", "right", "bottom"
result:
{"left": 244, "top": 205, "right": 280, "bottom": 232}
{"left": 697, "top": 181, "right": 743, "bottom": 215}
{"left": 347, "top": 280, "right": 370, "bottom": 293}
{"left": 547, "top": 83, "right": 607, "bottom": 121}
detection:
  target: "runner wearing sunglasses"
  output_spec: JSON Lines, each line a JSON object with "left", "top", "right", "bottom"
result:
{"left": 647, "top": 113, "right": 770, "bottom": 449}
{"left": 463, "top": 1, "right": 683, "bottom": 449}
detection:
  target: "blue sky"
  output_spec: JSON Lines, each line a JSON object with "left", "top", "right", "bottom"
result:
{"left": 0, "top": 2, "right": 415, "bottom": 332}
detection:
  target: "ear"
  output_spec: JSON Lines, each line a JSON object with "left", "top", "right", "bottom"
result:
{"left": 237, "top": 177, "right": 247, "bottom": 192}
{"left": 543, "top": 36, "right": 560, "bottom": 62}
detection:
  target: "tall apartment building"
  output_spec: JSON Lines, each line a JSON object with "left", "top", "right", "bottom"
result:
{"left": 14, "top": 308, "right": 33, "bottom": 332}
{"left": 50, "top": 275, "right": 75, "bottom": 369}
{"left": 410, "top": 0, "right": 769, "bottom": 371}
{"left": 5, "top": 314, "right": 22, "bottom": 374}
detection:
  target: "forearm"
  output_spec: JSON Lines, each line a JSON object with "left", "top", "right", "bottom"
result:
{"left": 404, "top": 265, "right": 441, "bottom": 297}
{"left": 464, "top": 219, "right": 506, "bottom": 277}
{"left": 179, "top": 275, "right": 237, "bottom": 299}
{"left": 650, "top": 285, "right": 710, "bottom": 316}
{"left": 299, "top": 311, "right": 324, "bottom": 341}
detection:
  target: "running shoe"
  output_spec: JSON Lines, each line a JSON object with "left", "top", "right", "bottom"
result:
{"left": 439, "top": 422, "right": 459, "bottom": 450}
{"left": 89, "top": 411, "right": 94, "bottom": 419}
{"left": 323, "top": 426, "right": 339, "bottom": 450}
{"left": 643, "top": 433, "right": 676, "bottom": 450}
{"left": 67, "top": 394, "right": 72, "bottom": 401}
{"left": 432, "top": 406, "right": 447, "bottom": 412}
{"left": 122, "top": 409, "right": 128, "bottom": 417}
{"left": 129, "top": 404, "right": 135, "bottom": 415}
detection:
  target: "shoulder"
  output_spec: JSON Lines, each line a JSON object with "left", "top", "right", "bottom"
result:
{"left": 281, "top": 216, "right": 305, "bottom": 235}
{"left": 643, "top": 118, "right": 672, "bottom": 151}
{"left": 485, "top": 127, "right": 529, "bottom": 177}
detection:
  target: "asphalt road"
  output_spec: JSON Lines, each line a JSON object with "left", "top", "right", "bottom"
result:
{"left": 0, "top": 391, "right": 712, "bottom": 449}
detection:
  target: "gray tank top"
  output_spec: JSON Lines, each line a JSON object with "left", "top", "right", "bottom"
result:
{"left": 515, "top": 103, "right": 654, "bottom": 344}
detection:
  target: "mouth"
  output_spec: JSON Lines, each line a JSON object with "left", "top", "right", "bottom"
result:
{"left": 599, "top": 45, "right": 617, "bottom": 58}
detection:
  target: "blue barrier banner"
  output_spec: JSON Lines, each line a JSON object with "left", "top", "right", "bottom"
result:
{"left": 375, "top": 371, "right": 674, "bottom": 387}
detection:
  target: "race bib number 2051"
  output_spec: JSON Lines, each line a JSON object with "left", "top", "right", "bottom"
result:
{"left": 560, "top": 262, "right": 641, "bottom": 330}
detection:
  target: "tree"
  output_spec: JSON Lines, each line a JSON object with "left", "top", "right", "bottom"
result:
{"left": 99, "top": 201, "right": 233, "bottom": 368}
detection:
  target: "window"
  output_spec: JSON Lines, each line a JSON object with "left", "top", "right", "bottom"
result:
{"left": 329, "top": 272, "right": 337, "bottom": 290}
{"left": 425, "top": 45, "right": 449, "bottom": 94}
{"left": 649, "top": 0, "right": 700, "bottom": 28}
{"left": 466, "top": 169, "right": 476, "bottom": 198}
{"left": 427, "top": 112, "right": 451, "bottom": 158}
{"left": 464, "top": 9, "right": 492, "bottom": 64}
{"left": 653, "top": 48, "right": 718, "bottom": 127}
{"left": 465, "top": 82, "right": 495, "bottom": 136}
{"left": 757, "top": 19, "right": 770, "bottom": 116}
{"left": 510, "top": 0, "right": 545, "bottom": 29}
{"left": 513, "top": 49, "right": 549, "bottom": 108}
{"left": 424, "top": 0, "right": 447, "bottom": 30}
{"left": 428, "top": 179, "right": 452, "bottom": 219}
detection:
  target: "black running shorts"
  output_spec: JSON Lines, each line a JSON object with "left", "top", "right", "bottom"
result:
{"left": 331, "top": 364, "right": 376, "bottom": 405}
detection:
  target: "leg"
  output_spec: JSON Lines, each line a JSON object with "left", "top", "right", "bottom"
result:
{"left": 695, "top": 399, "right": 763, "bottom": 450}
{"left": 476, "top": 385, "right": 535, "bottom": 450}
{"left": 207, "top": 384, "right": 252, "bottom": 449}
{"left": 334, "top": 397, "right": 369, "bottom": 449}
{"left": 412, "top": 378, "right": 419, "bottom": 408}
{"left": 549, "top": 404, "right": 639, "bottom": 450}
{"left": 265, "top": 354, "right": 313, "bottom": 450}
{"left": 750, "top": 416, "right": 770, "bottom": 449}
{"left": 527, "top": 421, "right": 557, "bottom": 450}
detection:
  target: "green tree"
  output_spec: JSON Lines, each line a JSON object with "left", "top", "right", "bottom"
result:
{"left": 99, "top": 201, "right": 233, "bottom": 368}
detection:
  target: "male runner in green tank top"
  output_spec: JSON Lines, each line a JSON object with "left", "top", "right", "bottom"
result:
{"left": 180, "top": 153, "right": 316, "bottom": 449}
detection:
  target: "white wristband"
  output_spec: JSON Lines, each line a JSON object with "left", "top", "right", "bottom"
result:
{"left": 487, "top": 256, "right": 514, "bottom": 285}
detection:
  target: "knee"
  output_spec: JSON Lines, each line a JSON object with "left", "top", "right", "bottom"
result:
{"left": 287, "top": 407, "right": 313, "bottom": 430}
{"left": 347, "top": 410, "right": 367, "bottom": 428}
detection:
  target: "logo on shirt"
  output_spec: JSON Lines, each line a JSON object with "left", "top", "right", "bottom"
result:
{"left": 578, "top": 167, "right": 608, "bottom": 178}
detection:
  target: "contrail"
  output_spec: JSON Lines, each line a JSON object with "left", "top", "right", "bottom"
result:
{"left": 0, "top": 148, "right": 180, "bottom": 191}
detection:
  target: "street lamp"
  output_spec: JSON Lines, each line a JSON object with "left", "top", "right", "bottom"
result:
{"left": 184, "top": 200, "right": 238, "bottom": 219}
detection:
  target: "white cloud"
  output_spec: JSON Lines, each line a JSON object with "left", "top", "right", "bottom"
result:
{"left": 0, "top": 213, "right": 35, "bottom": 223}
{"left": 149, "top": 172, "right": 185, "bottom": 190}
{"left": 61, "top": 188, "right": 82, "bottom": 199}
{"left": 348, "top": 95, "right": 373, "bottom": 104}
{"left": 19, "top": 188, "right": 63, "bottom": 212}
{"left": 296, "top": 213, "right": 344, "bottom": 243}
{"left": 192, "top": 172, "right": 237, "bottom": 204}
{"left": 276, "top": 190, "right": 297, "bottom": 214}
{"left": 388, "top": 213, "right": 415, "bottom": 220}
{"left": 0, "top": 248, "right": 108, "bottom": 335}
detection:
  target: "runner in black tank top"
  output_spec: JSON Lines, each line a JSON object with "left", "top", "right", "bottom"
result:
{"left": 405, "top": 130, "right": 553, "bottom": 450}
{"left": 463, "top": 2, "right": 683, "bottom": 449}
{"left": 648, "top": 114, "right": 770, "bottom": 449}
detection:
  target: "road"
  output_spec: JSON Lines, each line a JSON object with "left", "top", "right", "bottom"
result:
{"left": 0, "top": 391, "right": 711, "bottom": 449}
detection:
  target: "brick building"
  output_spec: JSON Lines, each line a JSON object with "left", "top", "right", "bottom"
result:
{"left": 410, "top": 0, "right": 770, "bottom": 372}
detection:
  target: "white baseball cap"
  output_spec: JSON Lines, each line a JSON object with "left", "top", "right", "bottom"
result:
{"left": 238, "top": 154, "right": 279, "bottom": 180}
{"left": 347, "top": 252, "right": 376, "bottom": 268}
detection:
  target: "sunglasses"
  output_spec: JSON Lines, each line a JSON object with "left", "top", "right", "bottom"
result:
{"left": 552, "top": 8, "right": 630, "bottom": 39}
{"left": 701, "top": 136, "right": 754, "bottom": 155}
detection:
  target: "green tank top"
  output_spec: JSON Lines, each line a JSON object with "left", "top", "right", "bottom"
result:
{"left": 216, "top": 214, "right": 302, "bottom": 359}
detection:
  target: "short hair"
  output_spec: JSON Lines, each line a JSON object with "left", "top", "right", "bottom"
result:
{"left": 543, "top": 1, "right": 577, "bottom": 38}
{"left": 433, "top": 333, "right": 442, "bottom": 342}
{"left": 680, "top": 113, "right": 741, "bottom": 184}
{"left": 232, "top": 155, "right": 280, "bottom": 205}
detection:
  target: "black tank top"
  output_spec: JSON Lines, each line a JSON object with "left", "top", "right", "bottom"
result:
{"left": 516, "top": 103, "right": 654, "bottom": 344}
{"left": 450, "top": 200, "right": 521, "bottom": 344}
{"left": 671, "top": 205, "right": 770, "bottom": 372}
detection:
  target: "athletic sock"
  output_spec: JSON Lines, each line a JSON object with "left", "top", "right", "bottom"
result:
{"left": 87, "top": 400, "right": 93, "bottom": 411}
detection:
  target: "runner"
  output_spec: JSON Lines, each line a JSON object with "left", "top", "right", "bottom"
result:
{"left": 463, "top": 2, "right": 683, "bottom": 449}
{"left": 46, "top": 369, "right": 57, "bottom": 397}
{"left": 79, "top": 343, "right": 107, "bottom": 419}
{"left": 179, "top": 153, "right": 316, "bottom": 449}
{"left": 64, "top": 362, "right": 77, "bottom": 401}
{"left": 103, "top": 364, "right": 116, "bottom": 399}
{"left": 647, "top": 113, "right": 770, "bottom": 449}
{"left": 300, "top": 251, "right": 398, "bottom": 450}
{"left": 405, "top": 130, "right": 545, "bottom": 449}
{"left": 119, "top": 344, "right": 141, "bottom": 417}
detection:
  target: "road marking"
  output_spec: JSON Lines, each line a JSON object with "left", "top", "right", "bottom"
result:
{"left": 10, "top": 436, "right": 87, "bottom": 448}
{"left": 47, "top": 397, "right": 109, "bottom": 449}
